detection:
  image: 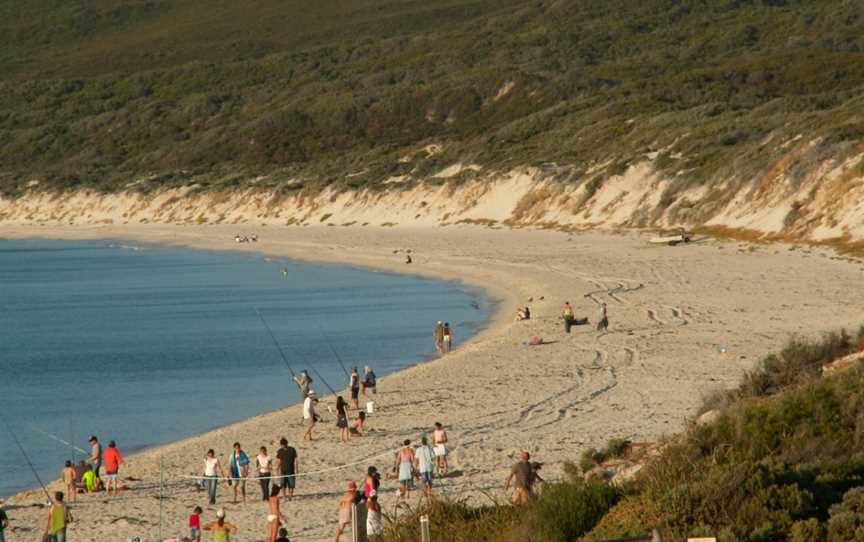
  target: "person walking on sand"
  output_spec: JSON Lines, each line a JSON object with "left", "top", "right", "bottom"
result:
{"left": 362, "top": 366, "right": 376, "bottom": 397}
{"left": 442, "top": 322, "right": 453, "bottom": 353}
{"left": 349, "top": 366, "right": 361, "bottom": 409}
{"left": 62, "top": 461, "right": 76, "bottom": 502}
{"left": 562, "top": 301, "right": 576, "bottom": 333}
{"left": 394, "top": 439, "right": 416, "bottom": 500}
{"left": 103, "top": 440, "right": 125, "bottom": 495}
{"left": 44, "top": 491, "right": 72, "bottom": 542}
{"left": 203, "top": 449, "right": 226, "bottom": 505}
{"left": 276, "top": 437, "right": 298, "bottom": 501}
{"left": 335, "top": 481, "right": 358, "bottom": 542}
{"left": 504, "top": 451, "right": 536, "bottom": 505}
{"left": 256, "top": 446, "right": 273, "bottom": 502}
{"left": 366, "top": 490, "right": 383, "bottom": 536}
{"left": 228, "top": 442, "right": 250, "bottom": 504}
{"left": 597, "top": 303, "right": 609, "bottom": 333}
{"left": 433, "top": 321, "right": 444, "bottom": 353}
{"left": 266, "top": 484, "right": 286, "bottom": 542}
{"left": 189, "top": 506, "right": 203, "bottom": 542}
{"left": 303, "top": 390, "right": 318, "bottom": 441}
{"left": 88, "top": 435, "right": 102, "bottom": 477}
{"left": 203, "top": 509, "right": 237, "bottom": 542}
{"left": 432, "top": 422, "right": 449, "bottom": 476}
{"left": 415, "top": 436, "right": 435, "bottom": 496}
{"left": 335, "top": 396, "right": 350, "bottom": 443}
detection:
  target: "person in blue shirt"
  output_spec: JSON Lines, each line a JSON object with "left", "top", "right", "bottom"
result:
{"left": 229, "top": 442, "right": 251, "bottom": 504}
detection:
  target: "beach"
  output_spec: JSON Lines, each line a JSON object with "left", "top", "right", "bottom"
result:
{"left": 2, "top": 223, "right": 862, "bottom": 542}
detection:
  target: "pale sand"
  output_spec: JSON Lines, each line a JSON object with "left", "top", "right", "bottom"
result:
{"left": 2, "top": 224, "right": 862, "bottom": 542}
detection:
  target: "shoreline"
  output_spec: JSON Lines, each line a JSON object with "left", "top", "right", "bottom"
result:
{"left": 2, "top": 223, "right": 863, "bottom": 542}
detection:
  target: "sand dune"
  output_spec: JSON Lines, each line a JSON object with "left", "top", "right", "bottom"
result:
{"left": 2, "top": 224, "right": 862, "bottom": 542}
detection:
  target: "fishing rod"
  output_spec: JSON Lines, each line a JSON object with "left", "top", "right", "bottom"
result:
{"left": 2, "top": 417, "right": 52, "bottom": 502}
{"left": 255, "top": 308, "right": 297, "bottom": 378}
{"left": 314, "top": 320, "right": 351, "bottom": 379}
{"left": 33, "top": 427, "right": 88, "bottom": 455}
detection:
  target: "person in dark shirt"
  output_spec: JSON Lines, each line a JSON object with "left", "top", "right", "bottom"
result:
{"left": 275, "top": 438, "right": 298, "bottom": 501}
{"left": 504, "top": 451, "right": 535, "bottom": 505}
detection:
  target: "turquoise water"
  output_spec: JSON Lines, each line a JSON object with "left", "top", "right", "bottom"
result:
{"left": 0, "top": 239, "right": 492, "bottom": 496}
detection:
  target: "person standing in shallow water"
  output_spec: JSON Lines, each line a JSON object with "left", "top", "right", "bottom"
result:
{"left": 433, "top": 321, "right": 444, "bottom": 353}
{"left": 442, "top": 322, "right": 453, "bottom": 353}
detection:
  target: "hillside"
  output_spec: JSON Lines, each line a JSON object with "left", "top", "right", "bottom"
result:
{"left": 3, "top": 0, "right": 864, "bottom": 240}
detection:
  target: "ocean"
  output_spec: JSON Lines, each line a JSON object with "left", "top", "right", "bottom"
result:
{"left": 0, "top": 238, "right": 492, "bottom": 496}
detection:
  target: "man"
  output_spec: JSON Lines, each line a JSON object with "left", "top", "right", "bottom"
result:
{"left": 303, "top": 390, "right": 318, "bottom": 441}
{"left": 504, "top": 451, "right": 535, "bottom": 505}
{"left": 229, "top": 442, "right": 250, "bottom": 504}
{"left": 415, "top": 436, "right": 435, "bottom": 496}
{"left": 597, "top": 303, "right": 609, "bottom": 333}
{"left": 102, "top": 440, "right": 125, "bottom": 495}
{"left": 562, "top": 301, "right": 576, "bottom": 333}
{"left": 44, "top": 491, "right": 72, "bottom": 542}
{"left": 88, "top": 435, "right": 102, "bottom": 477}
{"left": 433, "top": 322, "right": 444, "bottom": 353}
{"left": 349, "top": 366, "right": 361, "bottom": 410}
{"left": 432, "top": 422, "right": 449, "bottom": 476}
{"left": 294, "top": 370, "right": 312, "bottom": 399}
{"left": 0, "top": 500, "right": 9, "bottom": 542}
{"left": 276, "top": 437, "right": 298, "bottom": 501}
{"left": 362, "top": 366, "right": 376, "bottom": 397}
{"left": 335, "top": 481, "right": 359, "bottom": 542}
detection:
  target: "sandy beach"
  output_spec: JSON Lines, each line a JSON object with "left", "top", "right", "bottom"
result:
{"left": 2, "top": 223, "right": 862, "bottom": 542}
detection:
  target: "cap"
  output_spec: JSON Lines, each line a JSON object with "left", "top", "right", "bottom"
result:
{"left": 216, "top": 509, "right": 225, "bottom": 519}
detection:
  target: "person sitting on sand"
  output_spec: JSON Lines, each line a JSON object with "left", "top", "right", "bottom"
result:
{"left": 335, "top": 481, "right": 358, "bottom": 542}
{"left": 504, "top": 451, "right": 535, "bottom": 505}
{"left": 203, "top": 509, "right": 236, "bottom": 542}
{"left": 81, "top": 464, "right": 99, "bottom": 493}
{"left": 349, "top": 412, "right": 367, "bottom": 437}
{"left": 515, "top": 308, "right": 526, "bottom": 321}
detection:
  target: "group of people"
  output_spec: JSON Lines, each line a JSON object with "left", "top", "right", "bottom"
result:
{"left": 433, "top": 321, "right": 453, "bottom": 353}
{"left": 56, "top": 436, "right": 126, "bottom": 501}
{"left": 561, "top": 301, "right": 609, "bottom": 334}
{"left": 515, "top": 306, "right": 531, "bottom": 321}
{"left": 186, "top": 506, "right": 291, "bottom": 542}
{"left": 295, "top": 365, "right": 377, "bottom": 443}
{"left": 233, "top": 233, "right": 258, "bottom": 243}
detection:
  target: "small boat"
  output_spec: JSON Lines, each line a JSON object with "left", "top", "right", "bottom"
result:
{"left": 649, "top": 229, "right": 691, "bottom": 246}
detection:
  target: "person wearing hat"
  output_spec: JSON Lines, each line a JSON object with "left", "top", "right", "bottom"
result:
{"left": 203, "top": 509, "right": 237, "bottom": 542}
{"left": 365, "top": 489, "right": 383, "bottom": 535}
{"left": 335, "top": 481, "right": 358, "bottom": 541}
{"left": 302, "top": 390, "right": 318, "bottom": 441}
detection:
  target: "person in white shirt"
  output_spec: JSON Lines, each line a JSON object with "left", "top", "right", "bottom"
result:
{"left": 256, "top": 446, "right": 272, "bottom": 502}
{"left": 415, "top": 436, "right": 436, "bottom": 496}
{"left": 303, "top": 390, "right": 318, "bottom": 441}
{"left": 202, "top": 449, "right": 225, "bottom": 505}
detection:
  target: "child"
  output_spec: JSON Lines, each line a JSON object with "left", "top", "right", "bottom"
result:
{"left": 189, "top": 506, "right": 202, "bottom": 542}
{"left": 62, "top": 461, "right": 77, "bottom": 502}
{"left": 275, "top": 527, "right": 291, "bottom": 542}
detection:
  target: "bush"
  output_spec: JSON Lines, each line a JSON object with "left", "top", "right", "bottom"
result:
{"left": 531, "top": 481, "right": 620, "bottom": 542}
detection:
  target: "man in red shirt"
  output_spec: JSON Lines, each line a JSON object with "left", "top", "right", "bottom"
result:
{"left": 102, "top": 440, "right": 126, "bottom": 495}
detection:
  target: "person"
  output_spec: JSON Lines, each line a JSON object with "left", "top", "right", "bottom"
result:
{"left": 62, "top": 461, "right": 77, "bottom": 502}
{"left": 281, "top": 267, "right": 289, "bottom": 278}
{"left": 267, "top": 483, "right": 286, "bottom": 542}
{"left": 73, "top": 461, "right": 87, "bottom": 492}
{"left": 366, "top": 490, "right": 383, "bottom": 536}
{"left": 335, "top": 396, "right": 349, "bottom": 443}
{"left": 203, "top": 449, "right": 225, "bottom": 505}
{"left": 228, "top": 442, "right": 250, "bottom": 504}
{"left": 276, "top": 438, "right": 298, "bottom": 501}
{"left": 103, "top": 440, "right": 125, "bottom": 495}
{"left": 432, "top": 422, "right": 449, "bottom": 476}
{"left": 405, "top": 254, "right": 412, "bottom": 264}
{"left": 202, "top": 509, "right": 237, "bottom": 542}
{"left": 504, "top": 451, "right": 535, "bottom": 505}
{"left": 362, "top": 466, "right": 380, "bottom": 499}
{"left": 303, "top": 390, "right": 318, "bottom": 441}
{"left": 88, "top": 435, "right": 102, "bottom": 477}
{"left": 0, "top": 501, "right": 9, "bottom": 542}
{"left": 349, "top": 367, "right": 361, "bottom": 410}
{"left": 415, "top": 436, "right": 435, "bottom": 496}
{"left": 349, "top": 412, "right": 366, "bottom": 437}
{"left": 275, "top": 527, "right": 291, "bottom": 542}
{"left": 189, "top": 506, "right": 203, "bottom": 542}
{"left": 442, "top": 323, "right": 453, "bottom": 353}
{"left": 294, "top": 371, "right": 312, "bottom": 399}
{"left": 562, "top": 302, "right": 576, "bottom": 333}
{"left": 515, "top": 308, "right": 526, "bottom": 321}
{"left": 44, "top": 491, "right": 72, "bottom": 542}
{"left": 394, "top": 440, "right": 415, "bottom": 499}
{"left": 335, "top": 481, "right": 358, "bottom": 542}
{"left": 433, "top": 322, "right": 444, "bottom": 353}
{"left": 362, "top": 366, "right": 376, "bottom": 397}
{"left": 524, "top": 306, "right": 531, "bottom": 320}
{"left": 81, "top": 464, "right": 98, "bottom": 493}
{"left": 256, "top": 446, "right": 273, "bottom": 502}
{"left": 597, "top": 303, "right": 609, "bottom": 333}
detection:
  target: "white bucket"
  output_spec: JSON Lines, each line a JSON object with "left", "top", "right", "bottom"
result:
{"left": 366, "top": 401, "right": 375, "bottom": 414}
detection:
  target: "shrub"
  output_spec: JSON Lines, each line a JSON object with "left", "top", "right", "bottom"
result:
{"left": 530, "top": 480, "right": 620, "bottom": 542}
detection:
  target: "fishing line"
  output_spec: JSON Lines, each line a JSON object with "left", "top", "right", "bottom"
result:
{"left": 255, "top": 308, "right": 297, "bottom": 378}
{"left": 33, "top": 427, "right": 88, "bottom": 455}
{"left": 2, "top": 417, "right": 52, "bottom": 502}
{"left": 314, "top": 320, "right": 351, "bottom": 379}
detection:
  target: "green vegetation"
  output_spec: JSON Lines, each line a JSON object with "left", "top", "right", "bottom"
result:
{"left": 380, "top": 329, "right": 864, "bottom": 541}
{"left": 2, "top": 0, "right": 864, "bottom": 202}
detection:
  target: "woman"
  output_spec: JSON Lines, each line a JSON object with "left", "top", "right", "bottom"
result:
{"left": 293, "top": 370, "right": 312, "bottom": 399}
{"left": 394, "top": 439, "right": 416, "bottom": 499}
{"left": 363, "top": 466, "right": 380, "bottom": 499}
{"left": 266, "top": 483, "right": 285, "bottom": 542}
{"left": 432, "top": 422, "right": 449, "bottom": 476}
{"left": 366, "top": 490, "right": 383, "bottom": 536}
{"left": 335, "top": 396, "right": 349, "bottom": 443}
{"left": 202, "top": 509, "right": 237, "bottom": 542}
{"left": 349, "top": 411, "right": 366, "bottom": 437}
{"left": 256, "top": 446, "right": 273, "bottom": 502}
{"left": 203, "top": 449, "right": 225, "bottom": 505}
